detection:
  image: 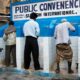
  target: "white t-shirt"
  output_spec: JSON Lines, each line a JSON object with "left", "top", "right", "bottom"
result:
{"left": 54, "top": 22, "right": 75, "bottom": 45}
{"left": 23, "top": 19, "right": 40, "bottom": 38}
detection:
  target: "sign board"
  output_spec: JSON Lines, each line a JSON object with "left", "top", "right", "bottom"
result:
{"left": 12, "top": 0, "right": 80, "bottom": 21}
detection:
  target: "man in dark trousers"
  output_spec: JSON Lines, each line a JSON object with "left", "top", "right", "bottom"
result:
{"left": 23, "top": 12, "right": 41, "bottom": 70}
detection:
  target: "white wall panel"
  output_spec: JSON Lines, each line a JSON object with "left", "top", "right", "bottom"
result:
{"left": 16, "top": 37, "right": 78, "bottom": 72}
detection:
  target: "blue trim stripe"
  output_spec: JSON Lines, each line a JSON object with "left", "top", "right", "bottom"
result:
{"left": 0, "top": 16, "right": 80, "bottom": 37}
{"left": 13, "top": 16, "right": 80, "bottom": 37}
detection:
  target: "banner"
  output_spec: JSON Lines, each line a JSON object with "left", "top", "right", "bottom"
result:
{"left": 12, "top": 0, "right": 80, "bottom": 21}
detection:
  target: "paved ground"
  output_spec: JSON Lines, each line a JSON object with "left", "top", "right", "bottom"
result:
{"left": 0, "top": 67, "right": 79, "bottom": 80}
{"left": 0, "top": 62, "right": 79, "bottom": 80}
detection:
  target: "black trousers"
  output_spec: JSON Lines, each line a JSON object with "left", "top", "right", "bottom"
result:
{"left": 5, "top": 44, "right": 16, "bottom": 67}
{"left": 24, "top": 36, "right": 40, "bottom": 70}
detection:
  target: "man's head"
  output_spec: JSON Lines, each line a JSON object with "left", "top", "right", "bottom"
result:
{"left": 9, "top": 21, "right": 14, "bottom": 25}
{"left": 6, "top": 18, "right": 10, "bottom": 23}
{"left": 61, "top": 18, "right": 67, "bottom": 23}
{"left": 30, "top": 12, "right": 38, "bottom": 20}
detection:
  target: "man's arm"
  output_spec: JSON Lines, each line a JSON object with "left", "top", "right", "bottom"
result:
{"left": 5, "top": 27, "right": 16, "bottom": 35}
{"left": 23, "top": 22, "right": 27, "bottom": 36}
{"left": 54, "top": 27, "right": 57, "bottom": 39}
{"left": 68, "top": 22, "right": 75, "bottom": 31}
{"left": 35, "top": 23, "right": 40, "bottom": 37}
{"left": 3, "top": 34, "right": 8, "bottom": 41}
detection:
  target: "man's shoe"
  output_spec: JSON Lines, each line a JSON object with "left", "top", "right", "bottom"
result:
{"left": 68, "top": 69, "right": 74, "bottom": 74}
{"left": 0, "top": 48, "right": 3, "bottom": 52}
{"left": 55, "top": 69, "right": 60, "bottom": 73}
{"left": 35, "top": 68, "right": 43, "bottom": 70}
{"left": 76, "top": 63, "right": 78, "bottom": 70}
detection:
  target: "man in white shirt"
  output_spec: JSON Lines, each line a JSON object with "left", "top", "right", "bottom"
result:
{"left": 23, "top": 12, "right": 41, "bottom": 70}
{"left": 54, "top": 19, "right": 75, "bottom": 73}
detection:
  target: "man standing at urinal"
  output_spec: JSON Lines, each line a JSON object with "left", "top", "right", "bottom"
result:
{"left": 23, "top": 12, "right": 41, "bottom": 70}
{"left": 54, "top": 19, "right": 75, "bottom": 73}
